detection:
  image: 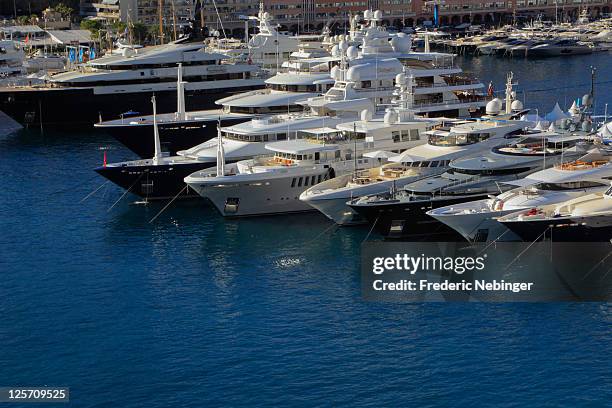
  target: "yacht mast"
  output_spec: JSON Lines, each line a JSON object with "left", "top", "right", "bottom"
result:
{"left": 158, "top": 0, "right": 164, "bottom": 44}
{"left": 216, "top": 120, "right": 225, "bottom": 177}
{"left": 176, "top": 63, "right": 186, "bottom": 120}
{"left": 152, "top": 95, "right": 162, "bottom": 164}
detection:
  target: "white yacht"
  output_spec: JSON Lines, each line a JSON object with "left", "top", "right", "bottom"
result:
{"left": 428, "top": 149, "right": 612, "bottom": 242}
{"left": 347, "top": 132, "right": 591, "bottom": 239}
{"left": 299, "top": 73, "right": 526, "bottom": 225}
{"left": 95, "top": 62, "right": 335, "bottom": 157}
{"left": 209, "top": 3, "right": 298, "bottom": 71}
{"left": 0, "top": 41, "right": 266, "bottom": 127}
{"left": 0, "top": 40, "right": 25, "bottom": 79}
{"left": 184, "top": 118, "right": 429, "bottom": 216}
{"left": 498, "top": 184, "right": 612, "bottom": 242}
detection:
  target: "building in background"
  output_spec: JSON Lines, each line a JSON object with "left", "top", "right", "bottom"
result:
{"left": 72, "top": 0, "right": 612, "bottom": 34}
{"left": 198, "top": 0, "right": 611, "bottom": 35}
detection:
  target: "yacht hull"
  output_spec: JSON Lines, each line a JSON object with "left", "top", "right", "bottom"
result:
{"left": 0, "top": 85, "right": 261, "bottom": 129}
{"left": 500, "top": 217, "right": 612, "bottom": 242}
{"left": 302, "top": 172, "right": 443, "bottom": 226}
{"left": 431, "top": 208, "right": 522, "bottom": 242}
{"left": 95, "top": 161, "right": 217, "bottom": 200}
{"left": 97, "top": 116, "right": 250, "bottom": 158}
{"left": 350, "top": 194, "right": 489, "bottom": 240}
{"left": 190, "top": 169, "right": 332, "bottom": 217}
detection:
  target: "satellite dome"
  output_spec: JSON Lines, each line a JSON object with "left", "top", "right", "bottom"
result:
{"left": 486, "top": 98, "right": 503, "bottom": 115}
{"left": 582, "top": 94, "right": 592, "bottom": 107}
{"left": 346, "top": 46, "right": 358, "bottom": 59}
{"left": 330, "top": 65, "right": 340, "bottom": 80}
{"left": 339, "top": 40, "right": 348, "bottom": 51}
{"left": 395, "top": 73, "right": 407, "bottom": 85}
{"left": 581, "top": 120, "right": 592, "bottom": 132}
{"left": 263, "top": 12, "right": 270, "bottom": 20}
{"left": 361, "top": 109, "right": 373, "bottom": 121}
{"left": 364, "top": 10, "right": 373, "bottom": 20}
{"left": 510, "top": 100, "right": 523, "bottom": 111}
{"left": 331, "top": 45, "right": 340, "bottom": 57}
{"left": 346, "top": 66, "right": 360, "bottom": 82}
{"left": 390, "top": 35, "right": 412, "bottom": 53}
{"left": 384, "top": 110, "right": 398, "bottom": 124}
{"left": 373, "top": 10, "right": 383, "bottom": 20}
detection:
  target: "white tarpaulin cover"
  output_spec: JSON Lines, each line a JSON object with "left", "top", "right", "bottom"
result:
{"left": 544, "top": 103, "right": 570, "bottom": 123}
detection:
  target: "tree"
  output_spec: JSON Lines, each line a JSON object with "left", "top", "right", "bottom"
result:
{"left": 131, "top": 23, "right": 148, "bottom": 44}
{"left": 81, "top": 19, "right": 104, "bottom": 39}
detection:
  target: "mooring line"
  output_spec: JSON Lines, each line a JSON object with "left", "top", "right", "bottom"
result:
{"left": 362, "top": 215, "right": 379, "bottom": 243}
{"left": 502, "top": 226, "right": 551, "bottom": 272}
{"left": 149, "top": 185, "right": 188, "bottom": 224}
{"left": 107, "top": 174, "right": 144, "bottom": 212}
{"left": 80, "top": 180, "right": 110, "bottom": 203}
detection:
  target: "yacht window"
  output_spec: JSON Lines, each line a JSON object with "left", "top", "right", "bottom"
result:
{"left": 317, "top": 175, "right": 322, "bottom": 183}
{"left": 453, "top": 166, "right": 534, "bottom": 176}
{"left": 298, "top": 177, "right": 303, "bottom": 187}
{"left": 311, "top": 176, "right": 316, "bottom": 186}
{"left": 315, "top": 152, "right": 320, "bottom": 161}
{"left": 346, "top": 153, "right": 352, "bottom": 160}
{"left": 335, "top": 151, "right": 341, "bottom": 159}
{"left": 536, "top": 181, "right": 607, "bottom": 190}
{"left": 430, "top": 161, "right": 439, "bottom": 167}
{"left": 410, "top": 129, "right": 420, "bottom": 140}
{"left": 140, "top": 72, "right": 144, "bottom": 76}
{"left": 392, "top": 131, "right": 400, "bottom": 143}
{"left": 421, "top": 161, "right": 431, "bottom": 167}
{"left": 411, "top": 161, "right": 420, "bottom": 167}
{"left": 304, "top": 177, "right": 310, "bottom": 186}
{"left": 362, "top": 80, "right": 372, "bottom": 88}
{"left": 277, "top": 133, "right": 287, "bottom": 141}
{"left": 291, "top": 178, "right": 297, "bottom": 187}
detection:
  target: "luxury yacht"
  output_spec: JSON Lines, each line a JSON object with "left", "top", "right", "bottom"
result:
{"left": 93, "top": 44, "right": 403, "bottom": 200}
{"left": 498, "top": 184, "right": 612, "bottom": 242}
{"left": 94, "top": 64, "right": 334, "bottom": 157}
{"left": 0, "top": 40, "right": 25, "bottom": 79}
{"left": 428, "top": 149, "right": 612, "bottom": 242}
{"left": 300, "top": 73, "right": 526, "bottom": 225}
{"left": 348, "top": 132, "right": 591, "bottom": 239}
{"left": 94, "top": 96, "right": 227, "bottom": 200}
{"left": 0, "top": 41, "right": 266, "bottom": 128}
{"left": 184, "top": 118, "right": 429, "bottom": 217}
{"left": 527, "top": 39, "right": 593, "bottom": 57}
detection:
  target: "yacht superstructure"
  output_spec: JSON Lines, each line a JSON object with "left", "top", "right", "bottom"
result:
{"left": 299, "top": 73, "right": 525, "bottom": 225}
{"left": 184, "top": 119, "right": 430, "bottom": 217}
{"left": 428, "top": 149, "right": 612, "bottom": 242}
{"left": 0, "top": 42, "right": 266, "bottom": 127}
{"left": 498, "top": 183, "right": 612, "bottom": 242}
{"left": 348, "top": 132, "right": 591, "bottom": 239}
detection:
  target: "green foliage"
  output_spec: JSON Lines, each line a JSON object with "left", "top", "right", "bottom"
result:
{"left": 48, "top": 1, "right": 76, "bottom": 18}
{"left": 131, "top": 23, "right": 149, "bottom": 44}
{"left": 80, "top": 19, "right": 104, "bottom": 39}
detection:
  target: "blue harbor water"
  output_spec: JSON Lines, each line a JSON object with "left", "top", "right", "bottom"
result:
{"left": 1, "top": 53, "right": 611, "bottom": 407}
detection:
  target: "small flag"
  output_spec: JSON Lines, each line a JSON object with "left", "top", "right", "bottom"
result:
{"left": 89, "top": 47, "right": 96, "bottom": 59}
{"left": 78, "top": 47, "right": 84, "bottom": 62}
{"left": 25, "top": 34, "right": 29, "bottom": 44}
{"left": 487, "top": 81, "right": 494, "bottom": 97}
